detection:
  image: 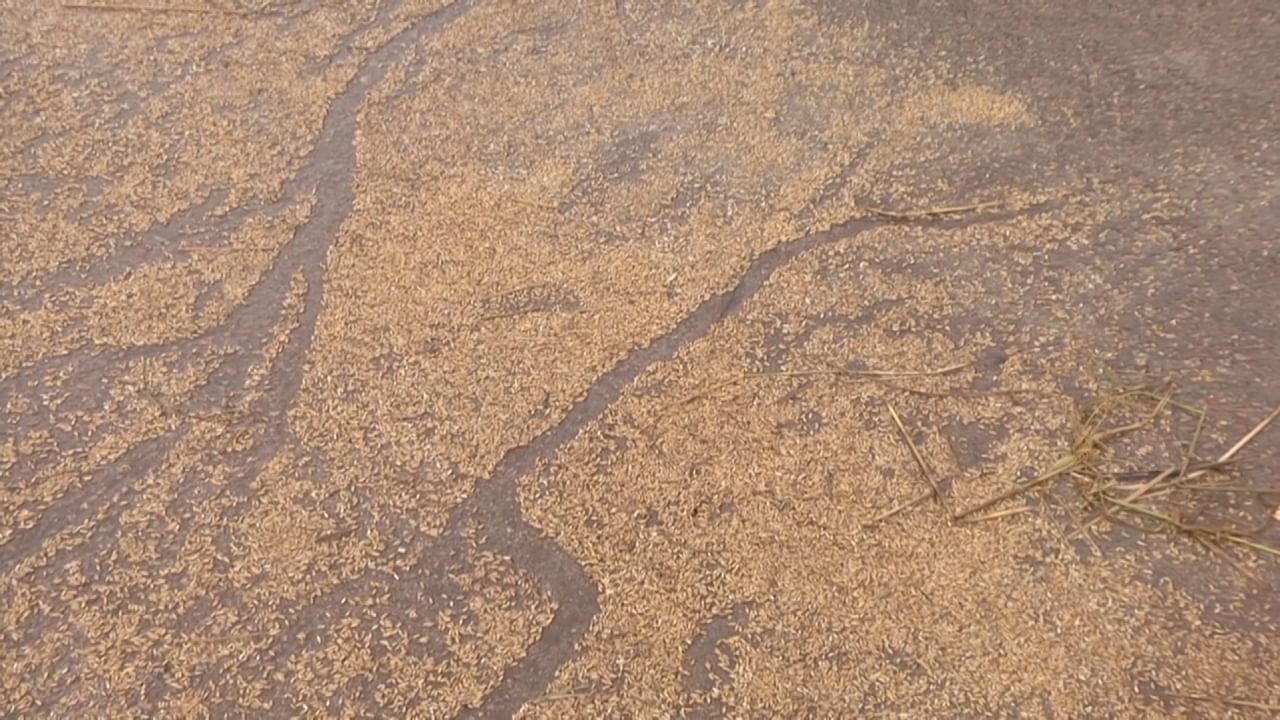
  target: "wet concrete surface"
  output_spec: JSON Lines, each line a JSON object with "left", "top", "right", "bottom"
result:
{"left": 2, "top": 0, "right": 1278, "bottom": 717}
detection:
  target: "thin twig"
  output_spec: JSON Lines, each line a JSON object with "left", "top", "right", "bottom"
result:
{"left": 876, "top": 383, "right": 1046, "bottom": 400}
{"left": 1048, "top": 490, "right": 1101, "bottom": 555}
{"left": 1106, "top": 497, "right": 1261, "bottom": 536}
{"left": 1181, "top": 484, "right": 1280, "bottom": 495}
{"left": 1218, "top": 534, "right": 1280, "bottom": 558}
{"left": 1101, "top": 496, "right": 1280, "bottom": 556}
{"left": 862, "top": 200, "right": 1003, "bottom": 220}
{"left": 1100, "top": 495, "right": 1179, "bottom": 525}
{"left": 1109, "top": 460, "right": 1233, "bottom": 484}
{"left": 1103, "top": 512, "right": 1159, "bottom": 536}
{"left": 1172, "top": 402, "right": 1280, "bottom": 485}
{"left": 886, "top": 402, "right": 951, "bottom": 516}
{"left": 952, "top": 453, "right": 1078, "bottom": 520}
{"left": 862, "top": 491, "right": 931, "bottom": 528}
{"left": 1170, "top": 692, "right": 1280, "bottom": 713}
{"left": 1065, "top": 509, "right": 1106, "bottom": 541}
{"left": 1190, "top": 534, "right": 1258, "bottom": 583}
{"left": 1120, "top": 466, "right": 1176, "bottom": 503}
{"left": 1126, "top": 390, "right": 1205, "bottom": 418}
{"left": 1178, "top": 403, "right": 1207, "bottom": 482}
{"left": 1091, "top": 418, "right": 1147, "bottom": 444}
{"left": 528, "top": 687, "right": 595, "bottom": 704}
{"left": 1216, "top": 404, "right": 1280, "bottom": 464}
{"left": 744, "top": 361, "right": 969, "bottom": 380}
{"left": 61, "top": 0, "right": 248, "bottom": 15}
{"left": 961, "top": 505, "right": 1031, "bottom": 523}
{"left": 672, "top": 375, "right": 746, "bottom": 408}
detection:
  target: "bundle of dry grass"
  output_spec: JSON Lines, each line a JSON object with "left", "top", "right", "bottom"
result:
{"left": 873, "top": 378, "right": 1280, "bottom": 565}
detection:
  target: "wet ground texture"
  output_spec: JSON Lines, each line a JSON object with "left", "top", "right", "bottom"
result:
{"left": 2, "top": 0, "right": 1279, "bottom": 717}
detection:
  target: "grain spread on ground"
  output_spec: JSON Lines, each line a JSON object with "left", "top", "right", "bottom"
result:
{"left": 2, "top": 1, "right": 1277, "bottom": 717}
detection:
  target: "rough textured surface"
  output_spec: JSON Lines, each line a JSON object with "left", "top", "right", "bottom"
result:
{"left": 2, "top": 0, "right": 1277, "bottom": 717}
